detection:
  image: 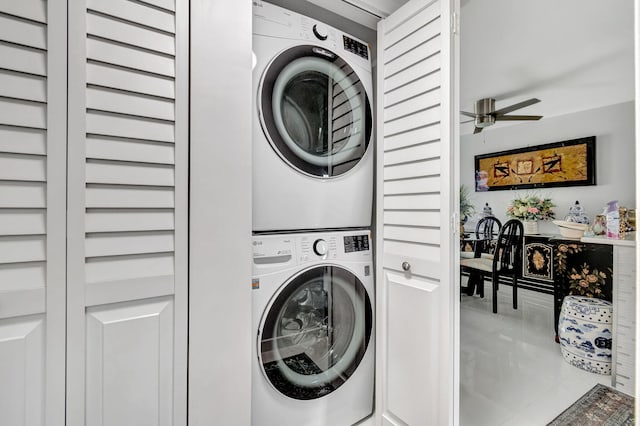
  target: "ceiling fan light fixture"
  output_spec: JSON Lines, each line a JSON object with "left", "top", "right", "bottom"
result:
{"left": 461, "top": 97, "right": 542, "bottom": 134}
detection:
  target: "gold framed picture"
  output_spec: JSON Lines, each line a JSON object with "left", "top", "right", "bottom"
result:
{"left": 474, "top": 136, "right": 596, "bottom": 192}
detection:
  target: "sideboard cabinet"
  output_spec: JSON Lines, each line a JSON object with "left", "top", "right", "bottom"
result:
{"left": 523, "top": 234, "right": 636, "bottom": 396}
{"left": 521, "top": 235, "right": 614, "bottom": 335}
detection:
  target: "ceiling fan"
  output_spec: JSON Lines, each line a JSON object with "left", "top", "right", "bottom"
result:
{"left": 461, "top": 98, "right": 543, "bottom": 134}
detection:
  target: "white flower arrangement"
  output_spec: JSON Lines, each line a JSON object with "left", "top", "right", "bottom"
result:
{"left": 506, "top": 194, "right": 555, "bottom": 221}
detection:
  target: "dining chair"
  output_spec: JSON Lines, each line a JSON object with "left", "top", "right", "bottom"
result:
{"left": 460, "top": 216, "right": 502, "bottom": 259}
{"left": 460, "top": 219, "right": 524, "bottom": 313}
{"left": 460, "top": 216, "right": 501, "bottom": 296}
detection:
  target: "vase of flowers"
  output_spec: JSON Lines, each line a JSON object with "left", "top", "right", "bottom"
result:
{"left": 506, "top": 194, "right": 555, "bottom": 234}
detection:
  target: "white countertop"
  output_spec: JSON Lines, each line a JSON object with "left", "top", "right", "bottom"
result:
{"left": 580, "top": 232, "right": 636, "bottom": 247}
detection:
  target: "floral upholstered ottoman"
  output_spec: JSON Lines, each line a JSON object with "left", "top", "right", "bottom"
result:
{"left": 558, "top": 296, "right": 613, "bottom": 375}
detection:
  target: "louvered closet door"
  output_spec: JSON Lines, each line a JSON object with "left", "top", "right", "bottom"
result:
{"left": 67, "top": 1, "right": 188, "bottom": 425}
{"left": 376, "top": 0, "right": 458, "bottom": 424}
{"left": 0, "top": 1, "right": 66, "bottom": 425}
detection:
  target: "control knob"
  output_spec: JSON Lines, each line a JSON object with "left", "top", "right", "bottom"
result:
{"left": 312, "top": 24, "right": 328, "bottom": 41}
{"left": 313, "top": 239, "right": 328, "bottom": 256}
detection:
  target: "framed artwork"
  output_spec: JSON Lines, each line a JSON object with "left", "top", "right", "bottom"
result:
{"left": 474, "top": 136, "right": 596, "bottom": 191}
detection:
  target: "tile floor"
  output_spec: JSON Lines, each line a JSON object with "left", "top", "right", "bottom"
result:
{"left": 460, "top": 282, "right": 610, "bottom": 426}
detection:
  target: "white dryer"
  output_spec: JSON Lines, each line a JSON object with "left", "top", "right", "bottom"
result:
{"left": 252, "top": 230, "right": 374, "bottom": 426}
{"left": 252, "top": 1, "right": 374, "bottom": 232}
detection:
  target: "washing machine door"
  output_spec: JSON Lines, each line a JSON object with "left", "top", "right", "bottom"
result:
{"left": 259, "top": 265, "right": 372, "bottom": 400}
{"left": 259, "top": 45, "right": 373, "bottom": 177}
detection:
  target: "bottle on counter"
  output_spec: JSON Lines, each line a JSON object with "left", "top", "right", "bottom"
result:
{"left": 605, "top": 200, "right": 620, "bottom": 239}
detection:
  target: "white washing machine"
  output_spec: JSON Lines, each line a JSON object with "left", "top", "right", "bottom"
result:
{"left": 252, "top": 230, "right": 374, "bottom": 426}
{"left": 252, "top": 1, "right": 374, "bottom": 232}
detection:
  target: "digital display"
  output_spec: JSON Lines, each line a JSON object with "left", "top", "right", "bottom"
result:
{"left": 344, "top": 235, "right": 370, "bottom": 253}
{"left": 343, "top": 35, "right": 369, "bottom": 60}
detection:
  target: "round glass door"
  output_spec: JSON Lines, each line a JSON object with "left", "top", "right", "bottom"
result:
{"left": 259, "top": 45, "right": 372, "bottom": 177}
{"left": 259, "top": 265, "right": 372, "bottom": 400}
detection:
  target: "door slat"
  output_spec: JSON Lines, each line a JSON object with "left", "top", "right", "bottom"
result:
{"left": 86, "top": 136, "right": 174, "bottom": 164}
{"left": 87, "top": 62, "right": 175, "bottom": 99}
{"left": 87, "top": 12, "right": 175, "bottom": 55}
{"left": 0, "top": 14, "right": 46, "bottom": 49}
{"left": 87, "top": 0, "right": 175, "bottom": 33}
{"left": 0, "top": 43, "right": 46, "bottom": 76}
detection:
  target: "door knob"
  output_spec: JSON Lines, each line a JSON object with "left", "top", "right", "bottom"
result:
{"left": 402, "top": 261, "right": 411, "bottom": 271}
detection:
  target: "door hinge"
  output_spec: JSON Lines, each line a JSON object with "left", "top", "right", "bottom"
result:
{"left": 451, "top": 12, "right": 459, "bottom": 35}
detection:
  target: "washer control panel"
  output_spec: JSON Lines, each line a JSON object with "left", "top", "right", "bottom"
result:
{"left": 253, "top": 231, "right": 371, "bottom": 267}
{"left": 298, "top": 231, "right": 370, "bottom": 263}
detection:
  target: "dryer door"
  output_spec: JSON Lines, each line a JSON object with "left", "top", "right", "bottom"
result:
{"left": 259, "top": 45, "right": 372, "bottom": 177}
{"left": 258, "top": 265, "right": 372, "bottom": 400}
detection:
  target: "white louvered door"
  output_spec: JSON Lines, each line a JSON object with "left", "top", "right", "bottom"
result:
{"left": 67, "top": 1, "right": 188, "bottom": 425}
{"left": 376, "top": 0, "right": 458, "bottom": 424}
{"left": 0, "top": 1, "right": 66, "bottom": 425}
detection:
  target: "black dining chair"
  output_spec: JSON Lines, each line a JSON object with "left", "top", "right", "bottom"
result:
{"left": 475, "top": 216, "right": 501, "bottom": 257}
{"left": 460, "top": 219, "right": 524, "bottom": 313}
{"left": 461, "top": 216, "right": 501, "bottom": 259}
{"left": 460, "top": 216, "right": 501, "bottom": 295}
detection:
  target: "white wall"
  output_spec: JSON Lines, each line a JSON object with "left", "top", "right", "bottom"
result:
{"left": 460, "top": 101, "right": 635, "bottom": 234}
{"left": 189, "top": 1, "right": 253, "bottom": 424}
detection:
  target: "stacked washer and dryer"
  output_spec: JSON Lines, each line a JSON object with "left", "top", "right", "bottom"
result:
{"left": 251, "top": 2, "right": 375, "bottom": 425}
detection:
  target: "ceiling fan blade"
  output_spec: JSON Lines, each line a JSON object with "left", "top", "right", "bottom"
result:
{"left": 460, "top": 111, "right": 476, "bottom": 118}
{"left": 495, "top": 115, "right": 543, "bottom": 121}
{"left": 493, "top": 98, "right": 540, "bottom": 116}
{"left": 473, "top": 126, "right": 483, "bottom": 134}
{"left": 461, "top": 119, "right": 475, "bottom": 124}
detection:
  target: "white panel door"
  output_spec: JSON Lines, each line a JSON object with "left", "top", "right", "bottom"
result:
{"left": 0, "top": 1, "right": 66, "bottom": 425}
{"left": 376, "top": 0, "right": 459, "bottom": 424}
{"left": 67, "top": 0, "right": 188, "bottom": 425}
